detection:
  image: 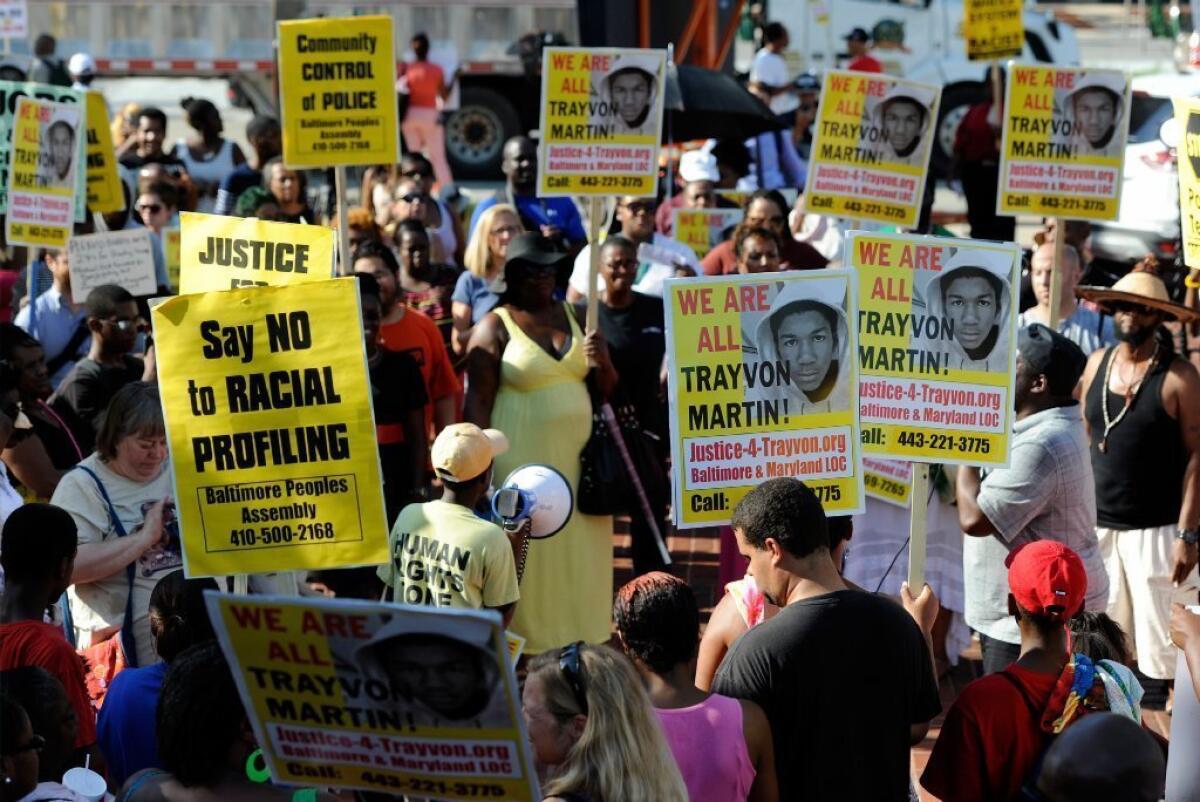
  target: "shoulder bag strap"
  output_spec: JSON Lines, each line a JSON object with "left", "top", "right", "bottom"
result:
{"left": 73, "top": 464, "right": 139, "bottom": 667}
{"left": 44, "top": 318, "right": 90, "bottom": 377}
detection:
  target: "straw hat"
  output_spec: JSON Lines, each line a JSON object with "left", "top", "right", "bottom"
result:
{"left": 1076, "top": 268, "right": 1199, "bottom": 323}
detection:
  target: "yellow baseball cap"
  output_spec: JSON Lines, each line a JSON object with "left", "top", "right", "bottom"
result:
{"left": 431, "top": 423, "right": 510, "bottom": 483}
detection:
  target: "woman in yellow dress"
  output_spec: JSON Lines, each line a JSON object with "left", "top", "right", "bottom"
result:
{"left": 464, "top": 233, "right": 616, "bottom": 653}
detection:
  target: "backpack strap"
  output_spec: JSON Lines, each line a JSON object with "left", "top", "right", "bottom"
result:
{"left": 997, "top": 670, "right": 1057, "bottom": 801}
{"left": 74, "top": 464, "right": 139, "bottom": 667}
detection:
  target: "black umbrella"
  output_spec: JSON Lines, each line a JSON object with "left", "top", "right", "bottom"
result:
{"left": 662, "top": 62, "right": 785, "bottom": 144}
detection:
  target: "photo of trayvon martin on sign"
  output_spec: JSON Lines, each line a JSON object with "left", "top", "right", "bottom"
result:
{"left": 999, "top": 66, "right": 1130, "bottom": 220}
{"left": 664, "top": 270, "right": 863, "bottom": 527}
{"left": 852, "top": 232, "right": 1020, "bottom": 467}
{"left": 537, "top": 47, "right": 666, "bottom": 197}
{"left": 208, "top": 594, "right": 539, "bottom": 801}
{"left": 804, "top": 70, "right": 941, "bottom": 228}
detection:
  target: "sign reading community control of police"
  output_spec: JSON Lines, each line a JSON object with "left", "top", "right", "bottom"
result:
{"left": 153, "top": 279, "right": 388, "bottom": 578}
{"left": 804, "top": 70, "right": 941, "bottom": 228}
{"left": 964, "top": 0, "right": 1024, "bottom": 61}
{"left": 852, "top": 231, "right": 1019, "bottom": 467}
{"left": 998, "top": 65, "right": 1130, "bottom": 220}
{"left": 664, "top": 271, "right": 863, "bottom": 527}
{"left": 1175, "top": 97, "right": 1200, "bottom": 268}
{"left": 537, "top": 47, "right": 666, "bottom": 197}
{"left": 277, "top": 15, "right": 398, "bottom": 168}
{"left": 6, "top": 96, "right": 80, "bottom": 248}
{"left": 178, "top": 212, "right": 336, "bottom": 294}
{"left": 206, "top": 593, "right": 539, "bottom": 802}
{"left": 0, "top": 81, "right": 85, "bottom": 221}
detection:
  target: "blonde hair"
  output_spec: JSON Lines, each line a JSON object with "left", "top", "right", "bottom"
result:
{"left": 528, "top": 645, "right": 687, "bottom": 802}
{"left": 464, "top": 204, "right": 522, "bottom": 279}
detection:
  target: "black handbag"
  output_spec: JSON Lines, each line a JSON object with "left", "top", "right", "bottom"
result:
{"left": 578, "top": 379, "right": 668, "bottom": 517}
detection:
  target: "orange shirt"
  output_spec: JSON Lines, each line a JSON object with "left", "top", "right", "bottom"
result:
{"left": 379, "top": 306, "right": 460, "bottom": 433}
{"left": 405, "top": 61, "right": 444, "bottom": 109}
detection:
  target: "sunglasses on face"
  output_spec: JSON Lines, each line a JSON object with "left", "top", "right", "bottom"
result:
{"left": 105, "top": 317, "right": 143, "bottom": 332}
{"left": 402, "top": 169, "right": 432, "bottom": 180}
{"left": 621, "top": 203, "right": 655, "bottom": 216}
{"left": 5, "top": 734, "right": 44, "bottom": 755}
{"left": 137, "top": 203, "right": 163, "bottom": 214}
{"left": 558, "top": 641, "right": 588, "bottom": 715}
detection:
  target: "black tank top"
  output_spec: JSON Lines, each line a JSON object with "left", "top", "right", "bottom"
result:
{"left": 1085, "top": 347, "right": 1187, "bottom": 529}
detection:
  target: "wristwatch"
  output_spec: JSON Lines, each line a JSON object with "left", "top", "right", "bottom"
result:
{"left": 1178, "top": 528, "right": 1200, "bottom": 546}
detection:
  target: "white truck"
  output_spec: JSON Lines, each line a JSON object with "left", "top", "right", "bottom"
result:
{"left": 759, "top": 0, "right": 1080, "bottom": 174}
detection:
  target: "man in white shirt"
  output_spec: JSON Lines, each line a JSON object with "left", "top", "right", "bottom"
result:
{"left": 750, "top": 22, "right": 798, "bottom": 126}
{"left": 567, "top": 196, "right": 699, "bottom": 300}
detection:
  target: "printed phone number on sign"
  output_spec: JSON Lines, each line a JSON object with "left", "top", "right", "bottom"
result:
{"left": 895, "top": 431, "right": 992, "bottom": 454}
{"left": 228, "top": 521, "right": 336, "bottom": 548}
{"left": 1003, "top": 194, "right": 1109, "bottom": 212}
{"left": 807, "top": 194, "right": 908, "bottom": 220}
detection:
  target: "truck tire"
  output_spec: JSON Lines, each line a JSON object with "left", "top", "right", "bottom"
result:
{"left": 933, "top": 81, "right": 988, "bottom": 179}
{"left": 445, "top": 87, "right": 522, "bottom": 180}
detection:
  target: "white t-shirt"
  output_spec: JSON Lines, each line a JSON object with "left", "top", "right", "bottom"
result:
{"left": 751, "top": 49, "right": 798, "bottom": 115}
{"left": 570, "top": 234, "right": 700, "bottom": 298}
{"left": 52, "top": 454, "right": 179, "bottom": 667}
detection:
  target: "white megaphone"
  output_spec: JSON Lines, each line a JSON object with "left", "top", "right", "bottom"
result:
{"left": 491, "top": 464, "right": 573, "bottom": 539}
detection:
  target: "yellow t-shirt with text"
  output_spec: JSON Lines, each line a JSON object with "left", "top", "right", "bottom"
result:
{"left": 378, "top": 499, "right": 519, "bottom": 610}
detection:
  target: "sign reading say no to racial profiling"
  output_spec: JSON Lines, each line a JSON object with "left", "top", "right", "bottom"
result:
{"left": 153, "top": 279, "right": 388, "bottom": 578}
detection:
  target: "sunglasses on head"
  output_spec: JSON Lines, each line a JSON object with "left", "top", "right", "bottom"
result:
{"left": 1110, "top": 301, "right": 1155, "bottom": 316}
{"left": 559, "top": 641, "right": 588, "bottom": 715}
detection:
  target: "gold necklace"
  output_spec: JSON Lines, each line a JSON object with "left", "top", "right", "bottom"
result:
{"left": 1099, "top": 344, "right": 1159, "bottom": 454}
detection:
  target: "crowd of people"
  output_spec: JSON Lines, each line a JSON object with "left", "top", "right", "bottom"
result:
{"left": 0, "top": 21, "right": 1197, "bottom": 802}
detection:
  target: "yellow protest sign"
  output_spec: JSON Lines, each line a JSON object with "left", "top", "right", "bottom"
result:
{"left": 152, "top": 279, "right": 388, "bottom": 578}
{"left": 862, "top": 457, "right": 912, "bottom": 507}
{"left": 537, "top": 47, "right": 666, "bottom": 197}
{"left": 84, "top": 91, "right": 124, "bottom": 214}
{"left": 673, "top": 208, "right": 742, "bottom": 258}
{"left": 998, "top": 66, "right": 1130, "bottom": 220}
{"left": 852, "top": 232, "right": 1019, "bottom": 467}
{"left": 178, "top": 212, "right": 335, "bottom": 294}
{"left": 664, "top": 271, "right": 863, "bottom": 527}
{"left": 206, "top": 594, "right": 539, "bottom": 801}
{"left": 1176, "top": 97, "right": 1200, "bottom": 268}
{"left": 804, "top": 70, "right": 941, "bottom": 228}
{"left": 6, "top": 96, "right": 80, "bottom": 248}
{"left": 165, "top": 227, "right": 181, "bottom": 290}
{"left": 964, "top": 0, "right": 1024, "bottom": 61}
{"left": 277, "top": 15, "right": 398, "bottom": 168}
{"left": 0, "top": 81, "right": 86, "bottom": 222}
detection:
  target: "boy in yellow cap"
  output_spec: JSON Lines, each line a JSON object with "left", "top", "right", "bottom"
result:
{"left": 378, "top": 423, "right": 520, "bottom": 625}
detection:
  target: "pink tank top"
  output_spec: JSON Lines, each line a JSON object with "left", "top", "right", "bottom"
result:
{"left": 656, "top": 694, "right": 755, "bottom": 802}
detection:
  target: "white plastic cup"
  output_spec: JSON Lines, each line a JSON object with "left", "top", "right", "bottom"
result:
{"left": 62, "top": 767, "right": 106, "bottom": 802}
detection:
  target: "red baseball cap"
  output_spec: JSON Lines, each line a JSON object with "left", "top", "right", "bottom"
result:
{"left": 1005, "top": 541, "right": 1087, "bottom": 619}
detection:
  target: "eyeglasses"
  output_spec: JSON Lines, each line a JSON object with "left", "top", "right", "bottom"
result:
{"left": 1110, "top": 301, "right": 1155, "bottom": 316}
{"left": 136, "top": 203, "right": 164, "bottom": 214}
{"left": 489, "top": 225, "right": 520, "bottom": 238}
{"left": 105, "top": 317, "right": 143, "bottom": 332}
{"left": 558, "top": 641, "right": 588, "bottom": 715}
{"left": 5, "top": 734, "right": 44, "bottom": 755}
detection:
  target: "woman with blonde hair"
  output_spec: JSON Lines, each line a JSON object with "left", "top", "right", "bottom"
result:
{"left": 522, "top": 643, "right": 688, "bottom": 802}
{"left": 451, "top": 203, "right": 522, "bottom": 353}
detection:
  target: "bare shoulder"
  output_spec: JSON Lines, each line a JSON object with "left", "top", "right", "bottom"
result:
{"left": 467, "top": 311, "right": 509, "bottom": 352}
{"left": 705, "top": 591, "right": 748, "bottom": 646}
